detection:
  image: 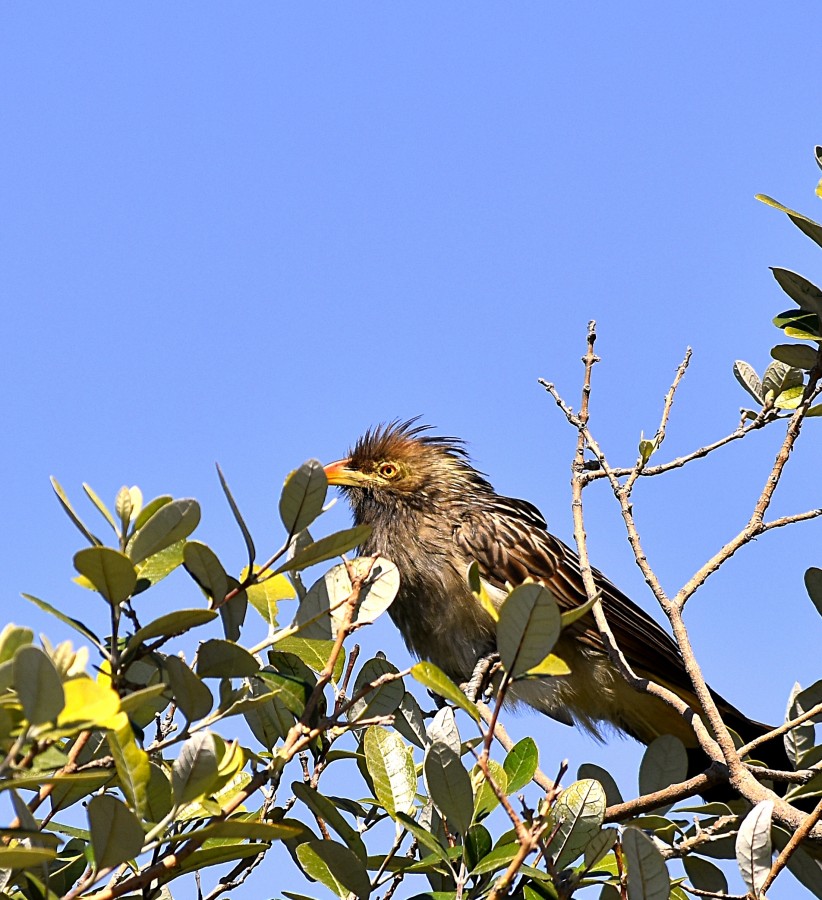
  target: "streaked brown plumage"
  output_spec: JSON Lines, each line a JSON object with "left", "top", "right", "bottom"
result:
{"left": 324, "top": 420, "right": 785, "bottom": 770}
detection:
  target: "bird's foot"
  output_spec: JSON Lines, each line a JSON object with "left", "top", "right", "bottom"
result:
{"left": 462, "top": 652, "right": 501, "bottom": 703}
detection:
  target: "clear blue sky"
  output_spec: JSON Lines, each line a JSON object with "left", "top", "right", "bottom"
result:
{"left": 2, "top": 5, "right": 821, "bottom": 898}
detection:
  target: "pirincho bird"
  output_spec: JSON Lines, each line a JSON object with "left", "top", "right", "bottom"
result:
{"left": 323, "top": 419, "right": 789, "bottom": 776}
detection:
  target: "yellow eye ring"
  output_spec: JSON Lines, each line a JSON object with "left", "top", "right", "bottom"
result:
{"left": 379, "top": 463, "right": 398, "bottom": 479}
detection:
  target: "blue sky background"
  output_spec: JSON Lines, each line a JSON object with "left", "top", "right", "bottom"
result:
{"left": 2, "top": 5, "right": 821, "bottom": 898}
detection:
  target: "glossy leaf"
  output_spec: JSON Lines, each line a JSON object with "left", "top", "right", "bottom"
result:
{"left": 73, "top": 547, "right": 137, "bottom": 605}
{"left": 424, "top": 734, "right": 474, "bottom": 834}
{"left": 497, "top": 583, "right": 561, "bottom": 677}
{"left": 410, "top": 661, "right": 481, "bottom": 722}
{"left": 57, "top": 677, "right": 121, "bottom": 729}
{"left": 13, "top": 645, "right": 65, "bottom": 725}
{"left": 197, "top": 639, "right": 259, "bottom": 678}
{"left": 134, "top": 540, "right": 186, "bottom": 594}
{"left": 622, "top": 826, "right": 670, "bottom": 900}
{"left": 274, "top": 636, "right": 344, "bottom": 682}
{"left": 471, "top": 759, "right": 508, "bottom": 820}
{"left": 363, "top": 726, "right": 416, "bottom": 818}
{"left": 546, "top": 779, "right": 606, "bottom": 870}
{"left": 172, "top": 732, "right": 219, "bottom": 805}
{"left": 735, "top": 799, "right": 773, "bottom": 898}
{"left": 296, "top": 839, "right": 371, "bottom": 900}
{"left": 88, "top": 794, "right": 145, "bottom": 870}
{"left": 773, "top": 308, "right": 822, "bottom": 340}
{"left": 162, "top": 655, "right": 213, "bottom": 722}
{"left": 127, "top": 498, "right": 201, "bottom": 565}
{"left": 470, "top": 842, "right": 518, "bottom": 876}
{"left": 463, "top": 823, "right": 492, "bottom": 872}
{"left": 280, "top": 460, "right": 327, "bottom": 537}
{"left": 503, "top": 737, "right": 538, "bottom": 793}
{"left": 274, "top": 525, "right": 371, "bottom": 574}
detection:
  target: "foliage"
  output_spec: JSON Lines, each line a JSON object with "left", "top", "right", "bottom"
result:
{"left": 2, "top": 161, "right": 822, "bottom": 900}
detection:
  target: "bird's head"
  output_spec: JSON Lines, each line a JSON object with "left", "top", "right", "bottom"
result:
{"left": 324, "top": 419, "right": 493, "bottom": 513}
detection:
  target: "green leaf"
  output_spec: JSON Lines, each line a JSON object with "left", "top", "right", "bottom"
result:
{"left": 545, "top": 779, "right": 606, "bottom": 870}
{"left": 115, "top": 485, "right": 138, "bottom": 532}
{"left": 395, "top": 811, "right": 454, "bottom": 870}
{"left": 292, "top": 782, "right": 367, "bottom": 861}
{"left": 127, "top": 498, "right": 201, "bottom": 565}
{"left": 771, "top": 343, "right": 820, "bottom": 371}
{"left": 243, "top": 678, "right": 294, "bottom": 748}
{"left": 134, "top": 540, "right": 186, "bottom": 593}
{"left": 108, "top": 720, "right": 150, "bottom": 818}
{"left": 424, "top": 734, "right": 474, "bottom": 835}
{"left": 294, "top": 557, "right": 400, "bottom": 639}
{"left": 410, "top": 661, "right": 481, "bottom": 722}
{"left": 280, "top": 460, "right": 328, "bottom": 537}
{"left": 503, "top": 737, "right": 538, "bottom": 794}
{"left": 363, "top": 726, "right": 416, "bottom": 819}
{"left": 82, "top": 483, "right": 119, "bottom": 534}
{"left": 275, "top": 525, "right": 372, "bottom": 574}
{"left": 757, "top": 194, "right": 822, "bottom": 250}
{"left": 0, "top": 846, "right": 58, "bottom": 868}
{"left": 172, "top": 731, "right": 219, "bottom": 805}
{"left": 583, "top": 826, "right": 618, "bottom": 869}
{"left": 296, "top": 840, "right": 371, "bottom": 899}
{"left": 638, "top": 735, "right": 688, "bottom": 814}
{"left": 775, "top": 384, "right": 806, "bottom": 410}
{"left": 683, "top": 856, "right": 728, "bottom": 895}
{"left": 349, "top": 657, "right": 404, "bottom": 722}
{"left": 162, "top": 655, "right": 213, "bottom": 722}
{"left": 735, "top": 799, "right": 773, "bottom": 898}
{"left": 733, "top": 360, "right": 764, "bottom": 404}
{"left": 50, "top": 477, "right": 101, "bottom": 546}
{"left": 87, "top": 794, "right": 145, "bottom": 870}
{"left": 196, "top": 639, "right": 259, "bottom": 678}
{"left": 247, "top": 573, "right": 295, "bottom": 626}
{"left": 133, "top": 494, "right": 172, "bottom": 530}
{"left": 577, "top": 763, "right": 624, "bottom": 806}
{"left": 274, "top": 636, "right": 344, "bottom": 682}
{"left": 463, "top": 823, "right": 492, "bottom": 872}
{"left": 218, "top": 577, "right": 247, "bottom": 642}
{"left": 183, "top": 541, "right": 229, "bottom": 604}
{"left": 145, "top": 763, "right": 172, "bottom": 823}
{"left": 164, "top": 844, "right": 265, "bottom": 882}
{"left": 13, "top": 645, "right": 65, "bottom": 725}
{"left": 805, "top": 568, "right": 822, "bottom": 618}
{"left": 73, "top": 547, "right": 137, "bottom": 605}
{"left": 0, "top": 624, "right": 34, "bottom": 664}
{"left": 560, "top": 594, "right": 598, "bottom": 629}
{"left": 524, "top": 652, "right": 571, "bottom": 677}
{"left": 469, "top": 842, "right": 518, "bottom": 876}
{"left": 257, "top": 670, "right": 311, "bottom": 717}
{"left": 785, "top": 682, "right": 816, "bottom": 768}
{"left": 22, "top": 593, "right": 105, "bottom": 652}
{"left": 497, "top": 583, "right": 561, "bottom": 678}
{"left": 622, "top": 826, "right": 670, "bottom": 900}
{"left": 216, "top": 463, "right": 256, "bottom": 570}
{"left": 773, "top": 308, "right": 822, "bottom": 341}
{"left": 125, "top": 609, "right": 218, "bottom": 656}
{"left": 762, "top": 360, "right": 804, "bottom": 401}
{"left": 771, "top": 268, "right": 822, "bottom": 316}
{"left": 167, "top": 818, "right": 301, "bottom": 843}
{"left": 471, "top": 759, "right": 508, "bottom": 820}
{"left": 394, "top": 691, "right": 428, "bottom": 749}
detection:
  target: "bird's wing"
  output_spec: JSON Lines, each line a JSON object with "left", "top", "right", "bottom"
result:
{"left": 453, "top": 495, "right": 695, "bottom": 696}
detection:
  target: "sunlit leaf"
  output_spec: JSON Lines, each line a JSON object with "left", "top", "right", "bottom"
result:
{"left": 57, "top": 678, "right": 121, "bottom": 729}
{"left": 771, "top": 343, "right": 820, "bottom": 371}
{"left": 127, "top": 498, "right": 201, "bottom": 565}
{"left": 50, "top": 477, "right": 101, "bottom": 546}
{"left": 246, "top": 573, "right": 295, "bottom": 626}
{"left": 73, "top": 547, "right": 137, "bottom": 605}
{"left": 503, "top": 737, "right": 538, "bottom": 793}
{"left": 410, "top": 661, "right": 481, "bottom": 722}
{"left": 125, "top": 609, "right": 217, "bottom": 656}
{"left": 291, "top": 782, "right": 367, "bottom": 861}
{"left": 735, "top": 799, "right": 773, "bottom": 897}
{"left": 108, "top": 719, "right": 150, "bottom": 818}
{"left": 471, "top": 759, "right": 508, "bottom": 820}
{"left": 757, "top": 194, "right": 822, "bottom": 250}
{"left": 296, "top": 840, "right": 371, "bottom": 900}
{"left": 466, "top": 561, "right": 499, "bottom": 621}
{"left": 363, "top": 726, "right": 416, "bottom": 818}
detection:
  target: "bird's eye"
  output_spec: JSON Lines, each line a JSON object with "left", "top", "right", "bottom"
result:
{"left": 378, "top": 462, "right": 398, "bottom": 479}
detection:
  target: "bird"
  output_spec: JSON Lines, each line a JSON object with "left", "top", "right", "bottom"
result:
{"left": 323, "top": 419, "right": 790, "bottom": 779}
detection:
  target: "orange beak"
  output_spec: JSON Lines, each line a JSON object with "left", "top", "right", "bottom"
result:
{"left": 323, "top": 458, "right": 367, "bottom": 487}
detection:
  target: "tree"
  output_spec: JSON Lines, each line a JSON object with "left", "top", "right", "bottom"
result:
{"left": 2, "top": 163, "right": 822, "bottom": 900}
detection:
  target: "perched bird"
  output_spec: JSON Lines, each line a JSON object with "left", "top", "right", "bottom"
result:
{"left": 323, "top": 419, "right": 788, "bottom": 774}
